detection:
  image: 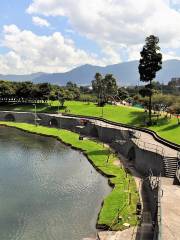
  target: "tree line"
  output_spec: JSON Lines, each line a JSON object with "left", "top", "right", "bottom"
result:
{"left": 0, "top": 80, "right": 81, "bottom": 105}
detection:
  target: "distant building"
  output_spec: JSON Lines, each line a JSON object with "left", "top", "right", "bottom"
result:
{"left": 169, "top": 78, "right": 180, "bottom": 88}
{"left": 171, "top": 77, "right": 180, "bottom": 81}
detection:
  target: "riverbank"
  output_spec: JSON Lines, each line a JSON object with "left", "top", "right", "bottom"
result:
{"left": 0, "top": 101, "right": 179, "bottom": 144}
{"left": 0, "top": 121, "right": 139, "bottom": 231}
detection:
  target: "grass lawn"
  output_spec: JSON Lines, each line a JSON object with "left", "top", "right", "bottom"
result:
{"left": 58, "top": 101, "right": 180, "bottom": 145}
{"left": 0, "top": 101, "right": 179, "bottom": 144}
{"left": 0, "top": 102, "right": 56, "bottom": 113}
{"left": 149, "top": 117, "right": 180, "bottom": 145}
{"left": 0, "top": 121, "right": 139, "bottom": 230}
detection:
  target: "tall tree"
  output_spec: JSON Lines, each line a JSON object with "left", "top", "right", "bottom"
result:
{"left": 139, "top": 35, "right": 162, "bottom": 125}
{"left": 104, "top": 74, "right": 118, "bottom": 98}
{"left": 92, "top": 73, "right": 105, "bottom": 106}
{"left": 38, "top": 83, "right": 51, "bottom": 102}
{"left": 92, "top": 73, "right": 118, "bottom": 106}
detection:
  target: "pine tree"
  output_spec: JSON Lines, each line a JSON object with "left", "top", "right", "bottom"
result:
{"left": 139, "top": 35, "right": 162, "bottom": 125}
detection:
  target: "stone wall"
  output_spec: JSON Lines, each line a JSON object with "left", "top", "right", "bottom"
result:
{"left": 0, "top": 111, "right": 35, "bottom": 123}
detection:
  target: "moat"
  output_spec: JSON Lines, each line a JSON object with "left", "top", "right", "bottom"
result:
{"left": 0, "top": 126, "right": 111, "bottom": 240}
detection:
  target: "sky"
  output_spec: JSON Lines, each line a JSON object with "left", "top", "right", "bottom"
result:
{"left": 1, "top": 0, "right": 180, "bottom": 74}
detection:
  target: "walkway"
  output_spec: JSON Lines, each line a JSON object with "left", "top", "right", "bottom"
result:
{"left": 51, "top": 114, "right": 178, "bottom": 158}
{"left": 161, "top": 177, "right": 180, "bottom": 240}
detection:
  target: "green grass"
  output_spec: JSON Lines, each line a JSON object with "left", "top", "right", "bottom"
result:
{"left": 0, "top": 121, "right": 139, "bottom": 230}
{"left": 0, "top": 103, "right": 56, "bottom": 113}
{"left": 0, "top": 100, "right": 179, "bottom": 144}
{"left": 149, "top": 117, "right": 180, "bottom": 145}
{"left": 59, "top": 101, "right": 180, "bottom": 145}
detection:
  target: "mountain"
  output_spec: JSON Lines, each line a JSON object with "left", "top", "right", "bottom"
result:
{"left": 0, "top": 59, "right": 180, "bottom": 86}
{"left": 0, "top": 72, "right": 44, "bottom": 82}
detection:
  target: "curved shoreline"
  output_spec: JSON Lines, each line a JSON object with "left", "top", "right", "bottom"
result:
{"left": 0, "top": 122, "right": 139, "bottom": 231}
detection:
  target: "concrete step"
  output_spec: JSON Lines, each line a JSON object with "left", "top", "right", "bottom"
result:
{"left": 164, "top": 161, "right": 177, "bottom": 164}
{"left": 164, "top": 174, "right": 175, "bottom": 178}
{"left": 165, "top": 172, "right": 176, "bottom": 176}
{"left": 164, "top": 165, "right": 177, "bottom": 168}
{"left": 164, "top": 168, "right": 177, "bottom": 171}
{"left": 164, "top": 168, "right": 177, "bottom": 172}
{"left": 164, "top": 169, "right": 177, "bottom": 172}
{"left": 164, "top": 162, "right": 177, "bottom": 165}
{"left": 165, "top": 170, "right": 176, "bottom": 173}
{"left": 164, "top": 169, "right": 176, "bottom": 173}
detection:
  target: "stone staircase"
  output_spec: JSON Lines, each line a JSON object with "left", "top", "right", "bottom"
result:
{"left": 163, "top": 156, "right": 178, "bottom": 178}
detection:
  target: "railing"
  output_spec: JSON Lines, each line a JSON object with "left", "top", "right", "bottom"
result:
{"left": 135, "top": 139, "right": 165, "bottom": 157}
{"left": 62, "top": 113, "right": 180, "bottom": 151}
{"left": 178, "top": 151, "right": 180, "bottom": 160}
{"left": 175, "top": 152, "right": 180, "bottom": 183}
{"left": 156, "top": 176, "right": 162, "bottom": 240}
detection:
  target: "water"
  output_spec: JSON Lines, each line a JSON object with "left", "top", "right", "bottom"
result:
{"left": 0, "top": 126, "right": 111, "bottom": 240}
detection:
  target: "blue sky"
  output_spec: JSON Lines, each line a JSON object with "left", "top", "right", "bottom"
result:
{"left": 1, "top": 0, "right": 180, "bottom": 74}
{"left": 0, "top": 1, "right": 100, "bottom": 55}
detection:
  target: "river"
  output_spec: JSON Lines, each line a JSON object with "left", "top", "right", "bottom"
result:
{"left": 0, "top": 126, "right": 111, "bottom": 240}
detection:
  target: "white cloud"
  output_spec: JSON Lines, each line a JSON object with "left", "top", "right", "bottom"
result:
{"left": 162, "top": 51, "right": 180, "bottom": 60}
{"left": 65, "top": 29, "right": 75, "bottom": 34}
{"left": 0, "top": 24, "right": 108, "bottom": 74}
{"left": 32, "top": 16, "right": 50, "bottom": 27}
{"left": 27, "top": 0, "right": 180, "bottom": 61}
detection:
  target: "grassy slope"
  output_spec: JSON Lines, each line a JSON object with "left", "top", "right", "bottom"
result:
{"left": 59, "top": 101, "right": 180, "bottom": 145}
{"left": 0, "top": 101, "right": 179, "bottom": 144}
{"left": 0, "top": 103, "right": 55, "bottom": 113}
{"left": 0, "top": 122, "right": 139, "bottom": 230}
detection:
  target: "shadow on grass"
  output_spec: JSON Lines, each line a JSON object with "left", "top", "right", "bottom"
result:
{"left": 0, "top": 103, "right": 67, "bottom": 114}
{"left": 127, "top": 111, "right": 146, "bottom": 126}
{"left": 127, "top": 111, "right": 173, "bottom": 128}
{"left": 87, "top": 150, "right": 110, "bottom": 156}
{"left": 155, "top": 117, "right": 170, "bottom": 126}
{"left": 160, "top": 123, "right": 179, "bottom": 132}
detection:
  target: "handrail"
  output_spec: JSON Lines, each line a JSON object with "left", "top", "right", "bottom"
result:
{"left": 178, "top": 151, "right": 180, "bottom": 160}
{"left": 62, "top": 112, "right": 180, "bottom": 150}
{"left": 176, "top": 153, "right": 180, "bottom": 182}
{"left": 135, "top": 139, "right": 165, "bottom": 156}
{"left": 154, "top": 175, "right": 162, "bottom": 240}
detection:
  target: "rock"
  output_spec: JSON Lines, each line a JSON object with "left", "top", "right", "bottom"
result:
{"left": 123, "top": 223, "right": 130, "bottom": 228}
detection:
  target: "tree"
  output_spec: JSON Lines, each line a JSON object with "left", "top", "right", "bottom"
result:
{"left": 118, "top": 88, "right": 129, "bottom": 101}
{"left": 139, "top": 35, "right": 162, "bottom": 125}
{"left": 58, "top": 91, "right": 66, "bottom": 107}
{"left": 15, "top": 82, "right": 33, "bottom": 102}
{"left": 0, "top": 81, "right": 15, "bottom": 102}
{"left": 92, "top": 73, "right": 104, "bottom": 106}
{"left": 104, "top": 74, "right": 118, "bottom": 100}
{"left": 92, "top": 73, "right": 118, "bottom": 106}
{"left": 38, "top": 83, "right": 51, "bottom": 102}
{"left": 66, "top": 81, "right": 77, "bottom": 90}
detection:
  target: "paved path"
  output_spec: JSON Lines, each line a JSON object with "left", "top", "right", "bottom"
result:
{"left": 161, "top": 178, "right": 180, "bottom": 240}
{"left": 91, "top": 119, "right": 178, "bottom": 158}
{"left": 52, "top": 114, "right": 178, "bottom": 158}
